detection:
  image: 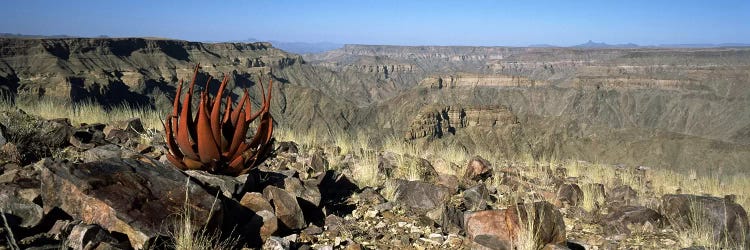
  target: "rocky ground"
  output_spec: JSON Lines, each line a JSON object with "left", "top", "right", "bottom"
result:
{"left": 1, "top": 108, "right": 749, "bottom": 250}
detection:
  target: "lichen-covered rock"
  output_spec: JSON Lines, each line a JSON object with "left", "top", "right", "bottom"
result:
{"left": 40, "top": 158, "right": 221, "bottom": 249}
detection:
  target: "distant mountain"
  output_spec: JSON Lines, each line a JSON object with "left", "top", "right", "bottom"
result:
{"left": 0, "top": 33, "right": 79, "bottom": 39}
{"left": 572, "top": 40, "right": 640, "bottom": 48}
{"left": 656, "top": 43, "right": 750, "bottom": 48}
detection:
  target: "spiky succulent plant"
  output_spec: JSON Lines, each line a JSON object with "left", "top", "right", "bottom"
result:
{"left": 164, "top": 65, "right": 273, "bottom": 176}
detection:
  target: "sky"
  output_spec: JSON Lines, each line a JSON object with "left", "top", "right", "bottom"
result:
{"left": 1, "top": 0, "right": 748, "bottom": 46}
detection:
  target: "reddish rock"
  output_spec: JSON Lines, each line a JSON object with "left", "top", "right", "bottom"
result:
{"left": 263, "top": 186, "right": 306, "bottom": 230}
{"left": 40, "top": 159, "right": 221, "bottom": 249}
{"left": 240, "top": 192, "right": 274, "bottom": 212}
{"left": 463, "top": 156, "right": 492, "bottom": 181}
{"left": 464, "top": 201, "right": 566, "bottom": 249}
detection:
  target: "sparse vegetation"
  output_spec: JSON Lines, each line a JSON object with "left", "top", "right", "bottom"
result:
{"left": 168, "top": 179, "right": 239, "bottom": 250}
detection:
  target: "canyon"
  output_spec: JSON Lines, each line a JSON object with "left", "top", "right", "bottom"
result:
{"left": 1, "top": 38, "right": 749, "bottom": 174}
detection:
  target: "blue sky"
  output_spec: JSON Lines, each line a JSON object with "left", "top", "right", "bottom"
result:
{"left": 1, "top": 0, "right": 748, "bottom": 46}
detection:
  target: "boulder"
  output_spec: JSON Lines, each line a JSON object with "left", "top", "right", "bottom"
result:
{"left": 82, "top": 144, "right": 123, "bottom": 163}
{"left": 284, "top": 177, "right": 322, "bottom": 206}
{"left": 464, "top": 201, "right": 566, "bottom": 249}
{"left": 391, "top": 179, "right": 450, "bottom": 211}
{"left": 104, "top": 118, "right": 145, "bottom": 136}
{"left": 463, "top": 156, "right": 492, "bottom": 181}
{"left": 40, "top": 158, "right": 221, "bottom": 249}
{"left": 463, "top": 183, "right": 489, "bottom": 211}
{"left": 240, "top": 192, "right": 274, "bottom": 212}
{"left": 0, "top": 184, "right": 44, "bottom": 228}
{"left": 662, "top": 194, "right": 750, "bottom": 248}
{"left": 607, "top": 185, "right": 638, "bottom": 207}
{"left": 276, "top": 141, "right": 299, "bottom": 154}
{"left": 603, "top": 205, "right": 664, "bottom": 234}
{"left": 309, "top": 150, "right": 328, "bottom": 173}
{"left": 263, "top": 186, "right": 306, "bottom": 230}
{"left": 185, "top": 170, "right": 243, "bottom": 198}
{"left": 252, "top": 210, "right": 278, "bottom": 242}
{"left": 66, "top": 223, "right": 129, "bottom": 250}
{"left": 556, "top": 183, "right": 583, "bottom": 207}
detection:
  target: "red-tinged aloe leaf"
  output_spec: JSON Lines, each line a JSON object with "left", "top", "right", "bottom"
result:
{"left": 211, "top": 74, "right": 229, "bottom": 143}
{"left": 196, "top": 93, "right": 221, "bottom": 164}
{"left": 248, "top": 78, "right": 274, "bottom": 121}
{"left": 226, "top": 112, "right": 248, "bottom": 158}
{"left": 220, "top": 95, "right": 233, "bottom": 152}
{"left": 229, "top": 143, "right": 249, "bottom": 164}
{"left": 164, "top": 116, "right": 183, "bottom": 159}
{"left": 248, "top": 113, "right": 274, "bottom": 149}
{"left": 227, "top": 155, "right": 246, "bottom": 175}
{"left": 166, "top": 154, "right": 187, "bottom": 170}
{"left": 176, "top": 84, "right": 198, "bottom": 160}
{"left": 231, "top": 89, "right": 249, "bottom": 127}
{"left": 172, "top": 79, "right": 183, "bottom": 116}
{"left": 182, "top": 157, "right": 204, "bottom": 170}
{"left": 222, "top": 95, "right": 232, "bottom": 125}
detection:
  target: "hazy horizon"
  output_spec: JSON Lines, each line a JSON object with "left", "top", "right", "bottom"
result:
{"left": 1, "top": 0, "right": 749, "bottom": 47}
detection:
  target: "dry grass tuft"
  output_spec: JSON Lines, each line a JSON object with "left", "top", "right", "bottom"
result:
{"left": 1, "top": 97, "right": 164, "bottom": 130}
{"left": 351, "top": 151, "right": 381, "bottom": 188}
{"left": 169, "top": 179, "right": 239, "bottom": 250}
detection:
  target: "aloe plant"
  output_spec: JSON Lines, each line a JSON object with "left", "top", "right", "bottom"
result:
{"left": 164, "top": 65, "right": 273, "bottom": 176}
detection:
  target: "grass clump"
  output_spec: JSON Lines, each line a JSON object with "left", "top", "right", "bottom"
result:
{"left": 167, "top": 178, "right": 239, "bottom": 250}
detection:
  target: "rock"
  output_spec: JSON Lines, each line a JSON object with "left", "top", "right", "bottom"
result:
{"left": 262, "top": 236, "right": 290, "bottom": 250}
{"left": 276, "top": 141, "right": 299, "bottom": 154}
{"left": 439, "top": 204, "right": 465, "bottom": 234}
{"left": 607, "top": 185, "right": 637, "bottom": 207}
{"left": 358, "top": 187, "right": 386, "bottom": 205}
{"left": 40, "top": 158, "right": 221, "bottom": 249}
{"left": 263, "top": 186, "right": 306, "bottom": 230}
{"left": 556, "top": 183, "right": 583, "bottom": 207}
{"left": 67, "top": 223, "right": 128, "bottom": 250}
{"left": 104, "top": 129, "right": 133, "bottom": 144}
{"left": 464, "top": 156, "right": 492, "bottom": 181}
{"left": 254, "top": 210, "right": 278, "bottom": 241}
{"left": 325, "top": 214, "right": 345, "bottom": 232}
{"left": 104, "top": 118, "right": 145, "bottom": 136}
{"left": 464, "top": 201, "right": 566, "bottom": 249}
{"left": 284, "top": 177, "right": 322, "bottom": 206}
{"left": 0, "top": 184, "right": 44, "bottom": 228}
{"left": 391, "top": 179, "right": 450, "bottom": 211}
{"left": 662, "top": 194, "right": 750, "bottom": 248}
{"left": 435, "top": 174, "right": 460, "bottom": 193}
{"left": 240, "top": 192, "right": 274, "bottom": 212}
{"left": 463, "top": 183, "right": 489, "bottom": 211}
{"left": 303, "top": 224, "right": 323, "bottom": 235}
{"left": 0, "top": 111, "right": 71, "bottom": 164}
{"left": 82, "top": 144, "right": 122, "bottom": 162}
{"left": 395, "top": 155, "right": 438, "bottom": 182}
{"left": 603, "top": 206, "right": 664, "bottom": 234}
{"left": 68, "top": 124, "right": 106, "bottom": 150}
{"left": 310, "top": 150, "right": 328, "bottom": 173}
{"left": 185, "top": 170, "right": 242, "bottom": 198}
